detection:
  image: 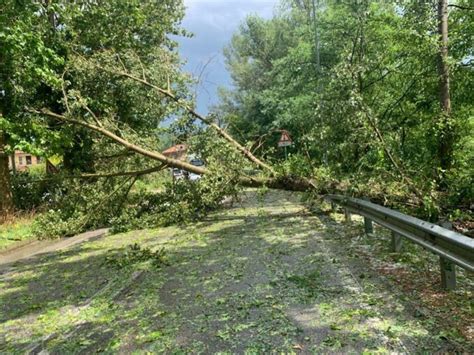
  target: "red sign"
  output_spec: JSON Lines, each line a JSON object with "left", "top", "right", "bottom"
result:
{"left": 278, "top": 130, "right": 292, "bottom": 147}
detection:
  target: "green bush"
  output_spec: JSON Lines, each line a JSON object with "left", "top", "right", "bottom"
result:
{"left": 31, "top": 177, "right": 140, "bottom": 239}
{"left": 11, "top": 167, "right": 60, "bottom": 211}
{"left": 32, "top": 208, "right": 84, "bottom": 239}
{"left": 32, "top": 169, "right": 240, "bottom": 239}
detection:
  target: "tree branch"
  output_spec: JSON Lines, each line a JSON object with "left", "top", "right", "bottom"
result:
{"left": 110, "top": 69, "right": 276, "bottom": 175}
{"left": 29, "top": 165, "right": 167, "bottom": 182}
{"left": 34, "top": 108, "right": 208, "bottom": 176}
{"left": 61, "top": 71, "right": 71, "bottom": 114}
{"left": 362, "top": 108, "right": 425, "bottom": 201}
{"left": 30, "top": 109, "right": 316, "bottom": 192}
{"left": 75, "top": 165, "right": 167, "bottom": 179}
{"left": 447, "top": 4, "right": 474, "bottom": 10}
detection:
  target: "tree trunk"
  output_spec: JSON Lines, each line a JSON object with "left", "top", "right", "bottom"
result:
{"left": 10, "top": 152, "right": 16, "bottom": 174}
{"left": 437, "top": 0, "right": 453, "bottom": 178}
{"left": 0, "top": 131, "right": 14, "bottom": 222}
{"left": 311, "top": 0, "right": 320, "bottom": 72}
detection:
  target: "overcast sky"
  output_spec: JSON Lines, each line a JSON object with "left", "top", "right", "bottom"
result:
{"left": 176, "top": 0, "right": 278, "bottom": 114}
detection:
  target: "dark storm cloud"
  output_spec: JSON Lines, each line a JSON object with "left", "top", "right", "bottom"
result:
{"left": 176, "top": 0, "right": 277, "bottom": 114}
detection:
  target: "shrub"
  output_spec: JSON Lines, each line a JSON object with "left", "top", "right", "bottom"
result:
{"left": 11, "top": 167, "right": 60, "bottom": 211}
{"left": 32, "top": 169, "right": 240, "bottom": 239}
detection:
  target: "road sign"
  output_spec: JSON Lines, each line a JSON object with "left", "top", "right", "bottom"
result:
{"left": 278, "top": 130, "right": 292, "bottom": 147}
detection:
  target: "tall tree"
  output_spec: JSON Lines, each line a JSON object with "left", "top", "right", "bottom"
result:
{"left": 437, "top": 0, "right": 453, "bottom": 180}
{"left": 0, "top": 1, "right": 187, "bottom": 219}
{"left": 0, "top": 1, "right": 61, "bottom": 220}
{"left": 217, "top": 0, "right": 473, "bottom": 210}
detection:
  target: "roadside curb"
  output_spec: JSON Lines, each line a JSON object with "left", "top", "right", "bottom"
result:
{"left": 0, "top": 239, "right": 40, "bottom": 256}
{"left": 0, "top": 228, "right": 109, "bottom": 267}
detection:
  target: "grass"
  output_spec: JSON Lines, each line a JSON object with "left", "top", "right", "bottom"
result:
{"left": 0, "top": 214, "right": 36, "bottom": 250}
{"left": 0, "top": 190, "right": 472, "bottom": 353}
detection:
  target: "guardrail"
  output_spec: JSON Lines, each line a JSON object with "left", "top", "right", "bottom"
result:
{"left": 325, "top": 195, "right": 474, "bottom": 290}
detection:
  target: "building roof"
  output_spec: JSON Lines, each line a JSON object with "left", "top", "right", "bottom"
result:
{"left": 162, "top": 144, "right": 187, "bottom": 155}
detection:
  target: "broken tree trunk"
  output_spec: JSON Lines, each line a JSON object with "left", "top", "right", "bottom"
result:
{"left": 37, "top": 109, "right": 316, "bottom": 193}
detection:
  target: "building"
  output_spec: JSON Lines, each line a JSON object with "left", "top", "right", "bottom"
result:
{"left": 8, "top": 151, "right": 42, "bottom": 172}
{"left": 162, "top": 144, "right": 187, "bottom": 161}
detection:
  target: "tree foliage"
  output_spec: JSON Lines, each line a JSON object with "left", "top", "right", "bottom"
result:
{"left": 0, "top": 0, "right": 190, "bottom": 224}
{"left": 0, "top": 0, "right": 472, "bottom": 231}
{"left": 218, "top": 0, "right": 474, "bottom": 217}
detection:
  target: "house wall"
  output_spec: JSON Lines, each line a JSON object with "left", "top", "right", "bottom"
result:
{"left": 8, "top": 151, "right": 42, "bottom": 172}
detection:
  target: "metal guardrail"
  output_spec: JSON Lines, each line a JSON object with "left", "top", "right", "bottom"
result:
{"left": 325, "top": 195, "right": 474, "bottom": 290}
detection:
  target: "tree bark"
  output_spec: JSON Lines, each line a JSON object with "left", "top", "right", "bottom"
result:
{"left": 10, "top": 152, "right": 16, "bottom": 174}
{"left": 0, "top": 130, "right": 14, "bottom": 222}
{"left": 437, "top": 0, "right": 453, "bottom": 176}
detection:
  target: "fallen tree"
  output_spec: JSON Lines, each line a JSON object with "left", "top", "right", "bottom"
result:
{"left": 70, "top": 52, "right": 276, "bottom": 175}
{"left": 35, "top": 109, "right": 316, "bottom": 192}
{"left": 114, "top": 70, "right": 277, "bottom": 176}
{"left": 28, "top": 48, "right": 319, "bottom": 195}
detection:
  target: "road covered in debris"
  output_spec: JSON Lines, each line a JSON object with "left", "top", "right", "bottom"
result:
{"left": 1, "top": 190, "right": 472, "bottom": 353}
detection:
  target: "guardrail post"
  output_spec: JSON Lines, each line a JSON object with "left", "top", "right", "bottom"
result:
{"left": 362, "top": 198, "right": 373, "bottom": 234}
{"left": 344, "top": 209, "right": 351, "bottom": 223}
{"left": 440, "top": 257, "right": 456, "bottom": 290}
{"left": 364, "top": 217, "right": 373, "bottom": 234}
{"left": 391, "top": 231, "right": 403, "bottom": 252}
{"left": 325, "top": 195, "right": 472, "bottom": 290}
{"left": 438, "top": 221, "right": 456, "bottom": 290}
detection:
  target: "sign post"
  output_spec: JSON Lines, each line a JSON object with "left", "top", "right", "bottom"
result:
{"left": 278, "top": 130, "right": 292, "bottom": 159}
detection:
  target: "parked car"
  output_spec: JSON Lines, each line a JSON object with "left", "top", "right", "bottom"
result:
{"left": 188, "top": 158, "right": 204, "bottom": 181}
{"left": 171, "top": 158, "right": 205, "bottom": 182}
{"left": 172, "top": 168, "right": 186, "bottom": 180}
{"left": 189, "top": 158, "right": 204, "bottom": 167}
